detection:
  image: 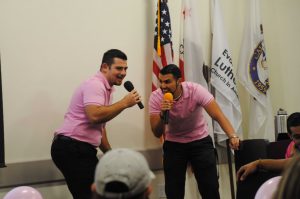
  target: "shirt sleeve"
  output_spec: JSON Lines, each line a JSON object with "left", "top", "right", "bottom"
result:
{"left": 194, "top": 83, "right": 214, "bottom": 106}
{"left": 148, "top": 91, "right": 162, "bottom": 114}
{"left": 285, "top": 140, "right": 295, "bottom": 158}
{"left": 83, "top": 81, "right": 106, "bottom": 106}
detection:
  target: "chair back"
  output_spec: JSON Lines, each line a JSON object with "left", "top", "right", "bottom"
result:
{"left": 267, "top": 139, "right": 292, "bottom": 159}
{"left": 234, "top": 139, "right": 269, "bottom": 172}
{"left": 232, "top": 139, "right": 290, "bottom": 199}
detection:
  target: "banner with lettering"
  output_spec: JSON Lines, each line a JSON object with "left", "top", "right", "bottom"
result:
{"left": 210, "top": 0, "right": 242, "bottom": 143}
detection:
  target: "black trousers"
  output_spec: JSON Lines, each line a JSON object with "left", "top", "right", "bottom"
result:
{"left": 51, "top": 135, "right": 98, "bottom": 199}
{"left": 163, "top": 136, "right": 220, "bottom": 199}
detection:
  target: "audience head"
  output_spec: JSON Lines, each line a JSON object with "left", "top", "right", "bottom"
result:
{"left": 287, "top": 112, "right": 300, "bottom": 145}
{"left": 273, "top": 155, "right": 300, "bottom": 199}
{"left": 91, "top": 148, "right": 154, "bottom": 199}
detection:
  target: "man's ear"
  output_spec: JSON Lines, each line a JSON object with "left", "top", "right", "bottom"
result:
{"left": 100, "top": 63, "right": 109, "bottom": 72}
{"left": 91, "top": 183, "right": 96, "bottom": 192}
{"left": 177, "top": 77, "right": 183, "bottom": 85}
{"left": 145, "top": 185, "right": 152, "bottom": 196}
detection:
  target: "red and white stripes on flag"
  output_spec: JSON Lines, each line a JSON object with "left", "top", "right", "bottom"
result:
{"left": 237, "top": 0, "right": 274, "bottom": 141}
{"left": 152, "top": 0, "right": 174, "bottom": 91}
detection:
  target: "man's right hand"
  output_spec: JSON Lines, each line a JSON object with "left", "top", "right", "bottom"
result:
{"left": 160, "top": 98, "right": 173, "bottom": 112}
{"left": 122, "top": 90, "right": 141, "bottom": 108}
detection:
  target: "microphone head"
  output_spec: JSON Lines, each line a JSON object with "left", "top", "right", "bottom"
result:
{"left": 164, "top": 92, "right": 173, "bottom": 101}
{"left": 124, "top": 81, "right": 134, "bottom": 92}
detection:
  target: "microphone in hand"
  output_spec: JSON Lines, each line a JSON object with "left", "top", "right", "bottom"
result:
{"left": 123, "top": 81, "right": 144, "bottom": 109}
{"left": 163, "top": 92, "right": 173, "bottom": 124}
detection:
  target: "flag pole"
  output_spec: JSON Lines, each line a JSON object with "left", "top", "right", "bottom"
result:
{"left": 157, "top": 0, "right": 161, "bottom": 56}
{"left": 0, "top": 53, "right": 6, "bottom": 168}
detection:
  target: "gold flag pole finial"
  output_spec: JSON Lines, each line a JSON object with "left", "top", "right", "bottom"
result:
{"left": 157, "top": 0, "right": 161, "bottom": 56}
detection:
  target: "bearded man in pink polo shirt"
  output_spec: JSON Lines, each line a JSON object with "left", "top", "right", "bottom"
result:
{"left": 149, "top": 64, "right": 239, "bottom": 199}
{"left": 51, "top": 49, "right": 142, "bottom": 199}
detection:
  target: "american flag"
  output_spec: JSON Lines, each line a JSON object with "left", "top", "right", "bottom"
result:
{"left": 152, "top": 0, "right": 174, "bottom": 91}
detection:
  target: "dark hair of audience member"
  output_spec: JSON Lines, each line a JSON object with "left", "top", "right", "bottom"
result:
{"left": 273, "top": 155, "right": 300, "bottom": 199}
{"left": 287, "top": 112, "right": 300, "bottom": 135}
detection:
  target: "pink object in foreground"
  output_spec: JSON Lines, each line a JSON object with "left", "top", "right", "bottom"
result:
{"left": 255, "top": 176, "right": 281, "bottom": 199}
{"left": 3, "top": 186, "right": 43, "bottom": 199}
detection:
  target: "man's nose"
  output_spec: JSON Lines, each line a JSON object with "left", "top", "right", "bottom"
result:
{"left": 160, "top": 83, "right": 166, "bottom": 89}
{"left": 121, "top": 69, "right": 127, "bottom": 75}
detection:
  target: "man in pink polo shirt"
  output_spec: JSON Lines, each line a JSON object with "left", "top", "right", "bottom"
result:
{"left": 51, "top": 49, "right": 142, "bottom": 199}
{"left": 149, "top": 64, "right": 239, "bottom": 199}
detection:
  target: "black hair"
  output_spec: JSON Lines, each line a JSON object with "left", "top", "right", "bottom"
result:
{"left": 159, "top": 64, "right": 182, "bottom": 79}
{"left": 101, "top": 49, "right": 127, "bottom": 66}
{"left": 105, "top": 181, "right": 129, "bottom": 193}
{"left": 287, "top": 112, "right": 300, "bottom": 135}
{"left": 273, "top": 154, "right": 300, "bottom": 199}
{"left": 94, "top": 181, "right": 147, "bottom": 199}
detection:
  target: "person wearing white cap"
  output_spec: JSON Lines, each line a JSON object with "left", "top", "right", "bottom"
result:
{"left": 91, "top": 148, "right": 155, "bottom": 199}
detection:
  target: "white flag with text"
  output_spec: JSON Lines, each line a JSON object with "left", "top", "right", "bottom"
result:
{"left": 210, "top": 0, "right": 242, "bottom": 143}
{"left": 237, "top": 0, "right": 274, "bottom": 141}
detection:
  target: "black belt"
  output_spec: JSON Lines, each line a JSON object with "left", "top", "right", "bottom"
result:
{"left": 53, "top": 134, "right": 75, "bottom": 142}
{"left": 53, "top": 134, "right": 95, "bottom": 148}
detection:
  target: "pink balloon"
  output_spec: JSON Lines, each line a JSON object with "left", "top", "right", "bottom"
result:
{"left": 3, "top": 186, "right": 43, "bottom": 199}
{"left": 255, "top": 176, "right": 282, "bottom": 199}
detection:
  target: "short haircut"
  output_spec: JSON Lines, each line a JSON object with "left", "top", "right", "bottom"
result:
{"left": 287, "top": 112, "right": 300, "bottom": 135}
{"left": 159, "top": 64, "right": 182, "bottom": 79}
{"left": 101, "top": 49, "right": 127, "bottom": 66}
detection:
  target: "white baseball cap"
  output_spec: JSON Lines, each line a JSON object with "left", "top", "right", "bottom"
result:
{"left": 94, "top": 148, "right": 155, "bottom": 198}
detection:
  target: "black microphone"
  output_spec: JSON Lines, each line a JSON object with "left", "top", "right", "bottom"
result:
{"left": 164, "top": 111, "right": 169, "bottom": 125}
{"left": 163, "top": 93, "right": 173, "bottom": 124}
{"left": 124, "top": 81, "right": 144, "bottom": 109}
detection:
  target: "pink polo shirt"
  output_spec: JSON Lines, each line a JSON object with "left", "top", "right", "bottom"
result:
{"left": 55, "top": 71, "right": 114, "bottom": 147}
{"left": 149, "top": 82, "right": 213, "bottom": 143}
{"left": 285, "top": 140, "right": 295, "bottom": 158}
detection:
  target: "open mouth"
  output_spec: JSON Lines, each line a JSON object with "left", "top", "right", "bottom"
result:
{"left": 116, "top": 75, "right": 124, "bottom": 81}
{"left": 161, "top": 89, "right": 170, "bottom": 94}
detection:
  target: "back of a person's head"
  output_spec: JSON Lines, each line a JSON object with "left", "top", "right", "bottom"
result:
{"left": 273, "top": 155, "right": 300, "bottom": 199}
{"left": 101, "top": 49, "right": 127, "bottom": 66}
{"left": 287, "top": 112, "right": 300, "bottom": 135}
{"left": 92, "top": 148, "right": 154, "bottom": 199}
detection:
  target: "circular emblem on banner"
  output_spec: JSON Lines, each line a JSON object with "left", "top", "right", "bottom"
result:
{"left": 249, "top": 40, "right": 269, "bottom": 95}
